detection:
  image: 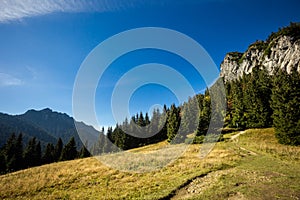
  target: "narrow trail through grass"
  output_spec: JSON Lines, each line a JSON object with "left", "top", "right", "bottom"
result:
{"left": 170, "top": 130, "right": 251, "bottom": 200}
{"left": 230, "top": 130, "right": 258, "bottom": 155}
{"left": 230, "top": 130, "right": 246, "bottom": 140}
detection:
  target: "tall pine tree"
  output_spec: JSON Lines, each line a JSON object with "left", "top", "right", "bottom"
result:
{"left": 4, "top": 133, "right": 17, "bottom": 172}
{"left": 60, "top": 137, "right": 78, "bottom": 161}
{"left": 42, "top": 143, "right": 55, "bottom": 164}
{"left": 196, "top": 91, "right": 211, "bottom": 136}
{"left": 167, "top": 104, "right": 181, "bottom": 143}
{"left": 54, "top": 138, "right": 63, "bottom": 162}
{"left": 24, "top": 137, "right": 41, "bottom": 168}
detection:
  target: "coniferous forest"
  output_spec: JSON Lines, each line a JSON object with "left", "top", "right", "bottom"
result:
{"left": 90, "top": 65, "right": 300, "bottom": 155}
{"left": 226, "top": 67, "right": 300, "bottom": 145}
{"left": 92, "top": 62, "right": 300, "bottom": 155}
{"left": 0, "top": 134, "right": 90, "bottom": 174}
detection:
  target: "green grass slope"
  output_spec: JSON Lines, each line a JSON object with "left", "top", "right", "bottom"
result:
{"left": 0, "top": 128, "right": 299, "bottom": 199}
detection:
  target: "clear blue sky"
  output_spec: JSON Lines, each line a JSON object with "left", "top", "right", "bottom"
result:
{"left": 0, "top": 0, "right": 299, "bottom": 129}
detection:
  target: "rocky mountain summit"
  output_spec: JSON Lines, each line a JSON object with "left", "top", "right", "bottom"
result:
{"left": 220, "top": 22, "right": 300, "bottom": 82}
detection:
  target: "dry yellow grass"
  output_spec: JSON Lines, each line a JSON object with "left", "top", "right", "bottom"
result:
{"left": 0, "top": 128, "right": 299, "bottom": 199}
{"left": 0, "top": 138, "right": 240, "bottom": 199}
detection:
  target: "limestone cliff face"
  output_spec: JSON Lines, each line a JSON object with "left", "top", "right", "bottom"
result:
{"left": 220, "top": 24, "right": 300, "bottom": 82}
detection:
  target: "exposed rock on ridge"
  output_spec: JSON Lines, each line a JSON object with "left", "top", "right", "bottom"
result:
{"left": 220, "top": 23, "right": 300, "bottom": 82}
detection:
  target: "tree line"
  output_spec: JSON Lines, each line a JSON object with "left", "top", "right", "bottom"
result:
{"left": 90, "top": 90, "right": 215, "bottom": 155}
{"left": 0, "top": 133, "right": 90, "bottom": 174}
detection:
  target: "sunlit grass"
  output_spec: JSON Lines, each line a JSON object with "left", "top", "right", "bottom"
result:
{"left": 190, "top": 128, "right": 300, "bottom": 200}
{"left": 0, "top": 137, "right": 240, "bottom": 199}
{"left": 0, "top": 128, "right": 299, "bottom": 199}
{"left": 237, "top": 128, "right": 300, "bottom": 161}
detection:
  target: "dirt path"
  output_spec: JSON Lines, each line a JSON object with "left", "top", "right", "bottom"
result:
{"left": 170, "top": 170, "right": 228, "bottom": 200}
{"left": 230, "top": 130, "right": 246, "bottom": 140}
{"left": 230, "top": 130, "right": 258, "bottom": 156}
{"left": 168, "top": 130, "right": 257, "bottom": 200}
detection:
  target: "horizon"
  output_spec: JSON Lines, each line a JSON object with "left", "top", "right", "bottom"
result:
{"left": 1, "top": 0, "right": 300, "bottom": 129}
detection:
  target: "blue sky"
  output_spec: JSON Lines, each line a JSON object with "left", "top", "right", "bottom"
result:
{"left": 0, "top": 0, "right": 300, "bottom": 129}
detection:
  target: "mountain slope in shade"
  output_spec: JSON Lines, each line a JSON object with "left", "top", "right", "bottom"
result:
{"left": 0, "top": 112, "right": 57, "bottom": 148}
{"left": 0, "top": 108, "right": 99, "bottom": 149}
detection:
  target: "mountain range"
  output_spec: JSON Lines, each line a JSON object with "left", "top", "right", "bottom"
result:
{"left": 0, "top": 108, "right": 99, "bottom": 149}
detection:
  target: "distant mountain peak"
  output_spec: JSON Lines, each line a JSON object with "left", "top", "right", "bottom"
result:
{"left": 25, "top": 108, "right": 53, "bottom": 114}
{"left": 0, "top": 108, "right": 99, "bottom": 149}
{"left": 40, "top": 108, "right": 53, "bottom": 112}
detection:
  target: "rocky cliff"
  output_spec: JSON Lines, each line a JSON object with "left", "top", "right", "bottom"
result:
{"left": 220, "top": 23, "right": 300, "bottom": 82}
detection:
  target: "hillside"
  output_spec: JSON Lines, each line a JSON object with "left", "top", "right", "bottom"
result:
{"left": 0, "top": 128, "right": 299, "bottom": 199}
{"left": 0, "top": 108, "right": 99, "bottom": 149}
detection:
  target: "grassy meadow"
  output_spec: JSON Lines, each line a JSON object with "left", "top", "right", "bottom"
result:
{"left": 0, "top": 128, "right": 299, "bottom": 199}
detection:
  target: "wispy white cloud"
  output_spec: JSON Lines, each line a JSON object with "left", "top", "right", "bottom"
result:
{"left": 0, "top": 72, "right": 23, "bottom": 86}
{"left": 0, "top": 0, "right": 223, "bottom": 23}
{"left": 0, "top": 0, "right": 145, "bottom": 23}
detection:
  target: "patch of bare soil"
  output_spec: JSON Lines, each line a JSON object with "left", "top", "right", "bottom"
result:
{"left": 171, "top": 170, "right": 228, "bottom": 200}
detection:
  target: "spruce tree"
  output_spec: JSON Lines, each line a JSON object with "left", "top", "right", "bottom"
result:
{"left": 103, "top": 127, "right": 113, "bottom": 153}
{"left": 145, "top": 113, "right": 150, "bottom": 126}
{"left": 112, "top": 125, "right": 127, "bottom": 150}
{"left": 4, "top": 133, "right": 17, "bottom": 171}
{"left": 196, "top": 92, "right": 211, "bottom": 136}
{"left": 42, "top": 143, "right": 55, "bottom": 164}
{"left": 4, "top": 133, "right": 24, "bottom": 171}
{"left": 149, "top": 109, "right": 160, "bottom": 138}
{"left": 0, "top": 150, "right": 6, "bottom": 174}
{"left": 167, "top": 104, "right": 181, "bottom": 143}
{"left": 144, "top": 112, "right": 151, "bottom": 140}
{"left": 181, "top": 96, "right": 199, "bottom": 135}
{"left": 79, "top": 143, "right": 91, "bottom": 158}
{"left": 137, "top": 112, "right": 145, "bottom": 127}
{"left": 15, "top": 133, "right": 24, "bottom": 170}
{"left": 157, "top": 105, "right": 168, "bottom": 141}
{"left": 60, "top": 137, "right": 78, "bottom": 161}
{"left": 230, "top": 79, "right": 246, "bottom": 128}
{"left": 34, "top": 141, "right": 42, "bottom": 166}
{"left": 54, "top": 138, "right": 63, "bottom": 161}
{"left": 24, "top": 137, "right": 37, "bottom": 168}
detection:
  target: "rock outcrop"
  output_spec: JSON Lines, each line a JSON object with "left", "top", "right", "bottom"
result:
{"left": 220, "top": 23, "right": 300, "bottom": 82}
